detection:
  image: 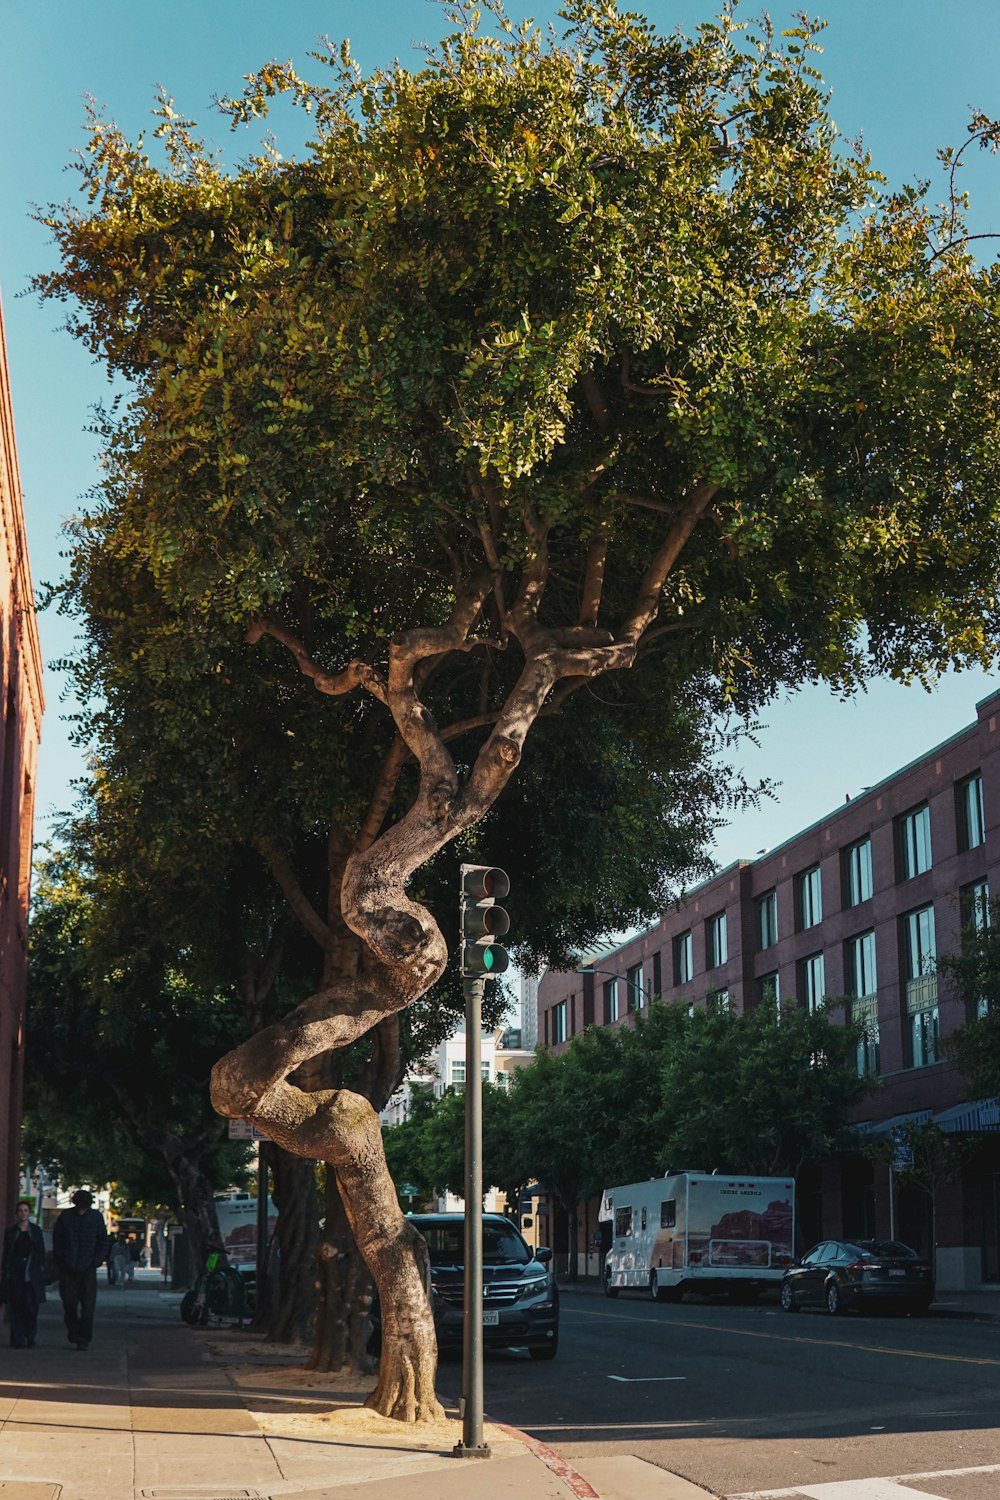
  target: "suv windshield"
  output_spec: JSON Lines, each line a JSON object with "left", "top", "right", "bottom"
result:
{"left": 418, "top": 1219, "right": 532, "bottom": 1268}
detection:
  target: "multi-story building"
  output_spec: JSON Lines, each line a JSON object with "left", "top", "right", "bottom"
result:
{"left": 0, "top": 291, "right": 45, "bottom": 1221}
{"left": 538, "top": 688, "right": 1000, "bottom": 1288}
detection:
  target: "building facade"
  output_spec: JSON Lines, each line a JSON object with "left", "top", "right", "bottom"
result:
{"left": 0, "top": 291, "right": 44, "bottom": 1221}
{"left": 538, "top": 689, "right": 1000, "bottom": 1287}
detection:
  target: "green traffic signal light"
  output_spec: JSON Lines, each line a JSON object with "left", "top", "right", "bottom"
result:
{"left": 460, "top": 863, "right": 510, "bottom": 978}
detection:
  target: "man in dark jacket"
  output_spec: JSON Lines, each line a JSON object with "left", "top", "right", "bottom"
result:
{"left": 52, "top": 1190, "right": 109, "bottom": 1350}
{"left": 0, "top": 1200, "right": 46, "bottom": 1347}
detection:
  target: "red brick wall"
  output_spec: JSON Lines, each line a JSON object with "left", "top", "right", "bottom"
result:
{"left": 0, "top": 291, "right": 44, "bottom": 1221}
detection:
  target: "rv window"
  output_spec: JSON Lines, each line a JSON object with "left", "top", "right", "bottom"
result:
{"left": 614, "top": 1206, "right": 633, "bottom": 1237}
{"left": 640, "top": 1207, "right": 647, "bottom": 1231}
{"left": 660, "top": 1200, "right": 676, "bottom": 1229}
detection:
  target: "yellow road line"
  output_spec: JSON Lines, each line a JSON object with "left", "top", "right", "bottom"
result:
{"left": 566, "top": 1304, "right": 1000, "bottom": 1369}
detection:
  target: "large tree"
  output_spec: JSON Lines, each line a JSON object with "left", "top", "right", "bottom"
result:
{"left": 37, "top": 3, "right": 1000, "bottom": 1418}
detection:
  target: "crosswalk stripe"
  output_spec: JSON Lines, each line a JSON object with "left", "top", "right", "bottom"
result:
{"left": 793, "top": 1481, "right": 948, "bottom": 1499}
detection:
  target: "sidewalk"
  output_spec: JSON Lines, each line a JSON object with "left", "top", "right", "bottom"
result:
{"left": 0, "top": 1271, "right": 710, "bottom": 1500}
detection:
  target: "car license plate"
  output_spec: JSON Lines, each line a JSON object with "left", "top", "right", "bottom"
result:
{"left": 483, "top": 1310, "right": 499, "bottom": 1326}
{"left": 889, "top": 1269, "right": 905, "bottom": 1278}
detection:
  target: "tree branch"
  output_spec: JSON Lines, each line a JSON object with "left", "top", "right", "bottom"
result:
{"left": 246, "top": 618, "right": 388, "bottom": 704}
{"left": 259, "top": 840, "right": 332, "bottom": 951}
{"left": 579, "top": 520, "right": 609, "bottom": 628}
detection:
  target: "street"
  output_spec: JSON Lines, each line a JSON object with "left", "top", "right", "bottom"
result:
{"left": 435, "top": 1287, "right": 1000, "bottom": 1499}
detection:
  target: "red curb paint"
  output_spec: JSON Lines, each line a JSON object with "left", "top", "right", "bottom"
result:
{"left": 491, "top": 1418, "right": 602, "bottom": 1499}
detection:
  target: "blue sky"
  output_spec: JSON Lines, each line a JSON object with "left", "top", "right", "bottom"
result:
{"left": 2, "top": 0, "right": 999, "bottom": 866}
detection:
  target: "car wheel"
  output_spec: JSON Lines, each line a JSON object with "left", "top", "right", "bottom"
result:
{"left": 780, "top": 1281, "right": 798, "bottom": 1313}
{"left": 603, "top": 1269, "right": 618, "bottom": 1299}
{"left": 826, "top": 1281, "right": 844, "bottom": 1316}
{"left": 529, "top": 1334, "right": 558, "bottom": 1361}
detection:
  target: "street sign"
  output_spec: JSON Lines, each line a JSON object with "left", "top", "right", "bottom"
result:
{"left": 228, "top": 1119, "right": 270, "bottom": 1143}
{"left": 891, "top": 1127, "right": 913, "bottom": 1170}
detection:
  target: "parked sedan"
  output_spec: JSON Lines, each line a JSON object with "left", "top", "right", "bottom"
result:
{"left": 780, "top": 1239, "right": 934, "bottom": 1316}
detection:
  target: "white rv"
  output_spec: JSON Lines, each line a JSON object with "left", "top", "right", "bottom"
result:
{"left": 599, "top": 1172, "right": 795, "bottom": 1301}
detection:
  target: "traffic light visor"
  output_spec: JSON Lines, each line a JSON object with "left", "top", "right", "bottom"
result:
{"left": 461, "top": 866, "right": 510, "bottom": 901}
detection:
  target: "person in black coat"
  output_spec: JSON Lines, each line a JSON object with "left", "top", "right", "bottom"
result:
{"left": 52, "top": 1189, "right": 109, "bottom": 1350}
{"left": 0, "top": 1200, "right": 47, "bottom": 1348}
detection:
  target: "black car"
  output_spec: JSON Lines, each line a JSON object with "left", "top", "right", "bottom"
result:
{"left": 780, "top": 1238, "right": 934, "bottom": 1316}
{"left": 373, "top": 1212, "right": 559, "bottom": 1360}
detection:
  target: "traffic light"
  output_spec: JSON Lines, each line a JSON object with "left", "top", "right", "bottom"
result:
{"left": 460, "top": 864, "right": 510, "bottom": 978}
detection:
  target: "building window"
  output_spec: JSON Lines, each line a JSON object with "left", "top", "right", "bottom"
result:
{"left": 603, "top": 977, "right": 620, "bottom": 1024}
{"left": 845, "top": 929, "right": 876, "bottom": 1007}
{"left": 674, "top": 931, "right": 693, "bottom": 985}
{"left": 799, "top": 952, "right": 826, "bottom": 1013}
{"left": 708, "top": 987, "right": 731, "bottom": 1013}
{"left": 627, "top": 963, "right": 644, "bottom": 1011}
{"left": 796, "top": 866, "right": 822, "bottom": 930}
{"left": 757, "top": 971, "right": 780, "bottom": 1007}
{"left": 844, "top": 836, "right": 874, "bottom": 907}
{"left": 898, "top": 803, "right": 932, "bottom": 880}
{"left": 552, "top": 1000, "right": 568, "bottom": 1044}
{"left": 481, "top": 1061, "right": 491, "bottom": 1082}
{"left": 706, "top": 911, "right": 728, "bottom": 968}
{"left": 902, "top": 906, "right": 938, "bottom": 1067}
{"left": 903, "top": 905, "right": 937, "bottom": 979}
{"left": 961, "top": 878, "right": 990, "bottom": 933}
{"left": 652, "top": 951, "right": 662, "bottom": 999}
{"left": 958, "top": 773, "right": 986, "bottom": 851}
{"left": 758, "top": 890, "right": 778, "bottom": 950}
{"left": 450, "top": 1059, "right": 466, "bottom": 1088}
{"left": 852, "top": 995, "right": 880, "bottom": 1077}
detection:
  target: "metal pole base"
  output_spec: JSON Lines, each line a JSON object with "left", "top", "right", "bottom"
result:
{"left": 453, "top": 1441, "right": 492, "bottom": 1460}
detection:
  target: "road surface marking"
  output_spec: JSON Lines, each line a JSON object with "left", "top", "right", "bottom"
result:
{"left": 728, "top": 1460, "right": 1000, "bottom": 1498}
{"left": 490, "top": 1419, "right": 601, "bottom": 1499}
{"left": 569, "top": 1304, "right": 1000, "bottom": 1368}
{"left": 607, "top": 1375, "right": 686, "bottom": 1382}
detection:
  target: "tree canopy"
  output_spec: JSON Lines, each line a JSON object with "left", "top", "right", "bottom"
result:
{"left": 34, "top": 0, "right": 1000, "bottom": 1420}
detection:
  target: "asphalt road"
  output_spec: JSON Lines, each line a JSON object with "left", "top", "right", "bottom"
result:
{"left": 434, "top": 1287, "right": 1000, "bottom": 1498}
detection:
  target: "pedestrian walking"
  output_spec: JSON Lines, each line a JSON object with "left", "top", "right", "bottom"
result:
{"left": 52, "top": 1190, "right": 109, "bottom": 1350}
{"left": 109, "top": 1234, "right": 130, "bottom": 1287}
{"left": 0, "top": 1200, "right": 46, "bottom": 1348}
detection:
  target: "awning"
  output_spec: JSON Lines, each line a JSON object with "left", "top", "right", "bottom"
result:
{"left": 853, "top": 1109, "right": 933, "bottom": 1137}
{"left": 933, "top": 1098, "right": 1000, "bottom": 1134}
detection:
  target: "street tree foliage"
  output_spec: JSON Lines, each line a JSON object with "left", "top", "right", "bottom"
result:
{"left": 35, "top": 0, "right": 1000, "bottom": 1419}
{"left": 383, "top": 997, "right": 873, "bottom": 1266}
{"left": 939, "top": 896, "right": 1000, "bottom": 1098}
{"left": 27, "top": 848, "right": 254, "bottom": 1268}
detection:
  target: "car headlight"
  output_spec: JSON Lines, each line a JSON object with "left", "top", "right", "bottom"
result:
{"left": 520, "top": 1275, "right": 548, "bottom": 1295}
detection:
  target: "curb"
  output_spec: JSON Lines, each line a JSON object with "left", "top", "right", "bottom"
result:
{"left": 490, "top": 1418, "right": 602, "bottom": 1499}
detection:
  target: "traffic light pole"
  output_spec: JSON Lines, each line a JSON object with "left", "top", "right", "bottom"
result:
{"left": 453, "top": 975, "right": 491, "bottom": 1460}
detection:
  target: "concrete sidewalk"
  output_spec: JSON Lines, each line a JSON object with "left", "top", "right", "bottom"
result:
{"left": 0, "top": 1272, "right": 710, "bottom": 1500}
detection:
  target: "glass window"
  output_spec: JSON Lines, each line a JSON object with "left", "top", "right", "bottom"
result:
{"left": 958, "top": 774, "right": 986, "bottom": 851}
{"left": 552, "top": 1000, "right": 568, "bottom": 1044}
{"left": 614, "top": 1206, "right": 633, "bottom": 1237}
{"left": 903, "top": 905, "right": 936, "bottom": 979}
{"left": 706, "top": 911, "right": 728, "bottom": 968}
{"left": 852, "top": 994, "right": 879, "bottom": 1076}
{"left": 758, "top": 890, "right": 778, "bottom": 950}
{"left": 450, "top": 1059, "right": 466, "bottom": 1087}
{"left": 660, "top": 1199, "right": 676, "bottom": 1229}
{"left": 847, "top": 930, "right": 877, "bottom": 997}
{"left": 603, "top": 977, "right": 620, "bottom": 1024}
{"left": 757, "top": 971, "right": 780, "bottom": 1006}
{"left": 627, "top": 963, "right": 644, "bottom": 1011}
{"left": 481, "top": 1061, "right": 491, "bottom": 1081}
{"left": 797, "top": 866, "right": 822, "bottom": 930}
{"left": 911, "top": 1005, "right": 939, "bottom": 1068}
{"left": 899, "top": 803, "right": 932, "bottom": 880}
{"left": 845, "top": 837, "right": 874, "bottom": 906}
{"left": 652, "top": 951, "right": 662, "bottom": 999}
{"left": 709, "top": 987, "right": 731, "bottom": 1013}
{"left": 961, "top": 878, "right": 990, "bottom": 933}
{"left": 799, "top": 952, "right": 826, "bottom": 1013}
{"left": 674, "top": 931, "right": 693, "bottom": 985}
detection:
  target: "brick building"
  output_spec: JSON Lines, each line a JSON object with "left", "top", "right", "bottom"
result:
{"left": 538, "top": 689, "right": 1000, "bottom": 1287}
{"left": 0, "top": 291, "right": 44, "bottom": 1221}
